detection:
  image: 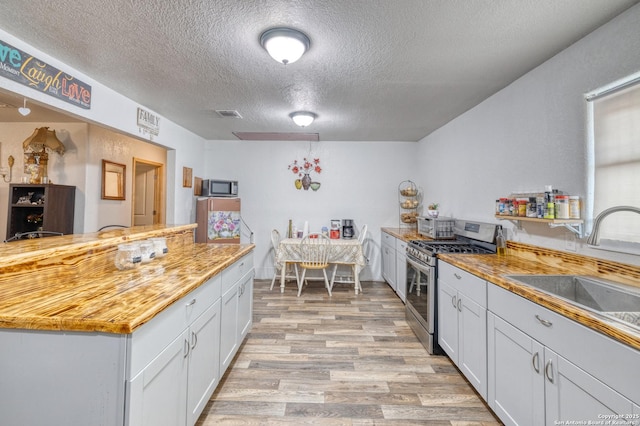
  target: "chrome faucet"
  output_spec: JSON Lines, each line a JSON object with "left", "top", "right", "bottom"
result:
{"left": 587, "top": 206, "right": 640, "bottom": 246}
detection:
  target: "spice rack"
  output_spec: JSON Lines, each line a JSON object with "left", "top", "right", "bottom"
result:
{"left": 495, "top": 215, "right": 584, "bottom": 237}
{"left": 398, "top": 180, "right": 421, "bottom": 230}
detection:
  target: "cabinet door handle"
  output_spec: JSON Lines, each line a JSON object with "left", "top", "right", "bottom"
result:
{"left": 185, "top": 298, "right": 196, "bottom": 307}
{"left": 545, "top": 359, "right": 554, "bottom": 383}
{"left": 535, "top": 314, "right": 553, "bottom": 327}
{"left": 532, "top": 352, "right": 540, "bottom": 373}
{"left": 457, "top": 297, "right": 462, "bottom": 312}
{"left": 183, "top": 338, "right": 190, "bottom": 358}
{"left": 451, "top": 294, "right": 457, "bottom": 308}
{"left": 191, "top": 331, "right": 198, "bottom": 350}
{"left": 454, "top": 273, "right": 462, "bottom": 280}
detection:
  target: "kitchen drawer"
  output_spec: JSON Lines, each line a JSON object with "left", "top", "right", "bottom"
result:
{"left": 382, "top": 231, "right": 395, "bottom": 247}
{"left": 396, "top": 239, "right": 407, "bottom": 252}
{"left": 129, "top": 274, "right": 221, "bottom": 377}
{"left": 221, "top": 253, "right": 253, "bottom": 294}
{"left": 488, "top": 284, "right": 640, "bottom": 404}
{"left": 438, "top": 260, "right": 486, "bottom": 308}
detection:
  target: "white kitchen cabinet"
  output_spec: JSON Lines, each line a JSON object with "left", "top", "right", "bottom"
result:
{"left": 127, "top": 274, "right": 223, "bottom": 426}
{"left": 220, "top": 279, "right": 239, "bottom": 372}
{"left": 487, "top": 284, "right": 638, "bottom": 426}
{"left": 237, "top": 271, "right": 254, "bottom": 341}
{"left": 381, "top": 231, "right": 396, "bottom": 291}
{"left": 128, "top": 329, "right": 189, "bottom": 426}
{"left": 187, "top": 300, "right": 221, "bottom": 426}
{"left": 487, "top": 311, "right": 545, "bottom": 426}
{"left": 220, "top": 253, "right": 255, "bottom": 374}
{"left": 382, "top": 231, "right": 410, "bottom": 302}
{"left": 395, "top": 239, "right": 407, "bottom": 302}
{"left": 437, "top": 261, "right": 487, "bottom": 399}
{"left": 544, "top": 347, "right": 634, "bottom": 424}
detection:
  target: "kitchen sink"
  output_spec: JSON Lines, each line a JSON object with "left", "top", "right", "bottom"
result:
{"left": 505, "top": 274, "right": 640, "bottom": 329}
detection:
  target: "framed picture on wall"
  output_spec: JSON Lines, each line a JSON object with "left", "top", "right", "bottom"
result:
{"left": 194, "top": 177, "right": 202, "bottom": 195}
{"left": 183, "top": 167, "right": 192, "bottom": 188}
{"left": 102, "top": 160, "right": 126, "bottom": 200}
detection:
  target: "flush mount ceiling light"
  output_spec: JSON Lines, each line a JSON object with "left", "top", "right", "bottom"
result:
{"left": 290, "top": 111, "right": 316, "bottom": 127}
{"left": 18, "top": 98, "right": 31, "bottom": 116}
{"left": 260, "top": 27, "right": 310, "bottom": 65}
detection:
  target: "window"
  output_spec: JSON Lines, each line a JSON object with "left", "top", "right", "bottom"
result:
{"left": 587, "top": 74, "right": 640, "bottom": 247}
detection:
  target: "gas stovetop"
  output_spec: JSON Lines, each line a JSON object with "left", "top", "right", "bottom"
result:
{"left": 409, "top": 240, "right": 495, "bottom": 254}
{"left": 406, "top": 219, "right": 498, "bottom": 265}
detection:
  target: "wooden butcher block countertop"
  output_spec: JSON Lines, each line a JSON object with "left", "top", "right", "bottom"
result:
{"left": 439, "top": 241, "right": 640, "bottom": 351}
{"left": 0, "top": 224, "right": 254, "bottom": 334}
{"left": 381, "top": 227, "right": 428, "bottom": 242}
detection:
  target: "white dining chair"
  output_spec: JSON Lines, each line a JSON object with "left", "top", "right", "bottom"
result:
{"left": 269, "top": 229, "right": 299, "bottom": 290}
{"left": 329, "top": 224, "right": 367, "bottom": 294}
{"left": 297, "top": 233, "right": 332, "bottom": 297}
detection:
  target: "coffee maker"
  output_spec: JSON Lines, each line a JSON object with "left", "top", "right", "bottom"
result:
{"left": 342, "top": 219, "right": 355, "bottom": 239}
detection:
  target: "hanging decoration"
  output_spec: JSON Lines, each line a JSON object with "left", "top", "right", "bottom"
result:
{"left": 288, "top": 157, "right": 321, "bottom": 191}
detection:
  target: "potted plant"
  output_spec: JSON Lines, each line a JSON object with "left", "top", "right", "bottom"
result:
{"left": 427, "top": 203, "right": 439, "bottom": 218}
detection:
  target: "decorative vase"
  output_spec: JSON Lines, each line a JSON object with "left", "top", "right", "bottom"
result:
{"left": 301, "top": 173, "right": 311, "bottom": 190}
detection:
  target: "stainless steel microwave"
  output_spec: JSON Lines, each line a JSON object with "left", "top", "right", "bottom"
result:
{"left": 202, "top": 179, "right": 238, "bottom": 197}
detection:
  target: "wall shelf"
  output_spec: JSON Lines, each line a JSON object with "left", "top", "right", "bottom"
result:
{"left": 495, "top": 215, "right": 584, "bottom": 238}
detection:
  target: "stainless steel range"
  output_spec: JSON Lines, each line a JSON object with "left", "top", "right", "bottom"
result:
{"left": 405, "top": 219, "right": 498, "bottom": 354}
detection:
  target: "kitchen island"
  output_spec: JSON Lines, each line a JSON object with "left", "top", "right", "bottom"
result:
{"left": 0, "top": 224, "right": 255, "bottom": 426}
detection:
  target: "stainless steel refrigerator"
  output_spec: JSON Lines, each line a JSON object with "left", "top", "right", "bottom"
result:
{"left": 195, "top": 197, "right": 241, "bottom": 244}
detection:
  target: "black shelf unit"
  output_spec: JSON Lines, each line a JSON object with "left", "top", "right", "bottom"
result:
{"left": 6, "top": 184, "right": 76, "bottom": 241}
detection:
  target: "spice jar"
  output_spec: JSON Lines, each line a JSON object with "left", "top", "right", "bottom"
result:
{"left": 115, "top": 243, "right": 142, "bottom": 270}
{"left": 517, "top": 198, "right": 528, "bottom": 217}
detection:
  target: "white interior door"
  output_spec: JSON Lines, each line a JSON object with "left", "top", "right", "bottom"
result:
{"left": 134, "top": 164, "right": 157, "bottom": 226}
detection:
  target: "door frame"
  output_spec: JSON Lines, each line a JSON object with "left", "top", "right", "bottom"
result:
{"left": 132, "top": 157, "right": 165, "bottom": 226}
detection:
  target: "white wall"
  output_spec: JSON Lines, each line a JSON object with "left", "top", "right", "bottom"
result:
{"left": 84, "top": 124, "right": 167, "bottom": 232}
{"left": 203, "top": 140, "right": 418, "bottom": 280}
{"left": 417, "top": 4, "right": 640, "bottom": 267}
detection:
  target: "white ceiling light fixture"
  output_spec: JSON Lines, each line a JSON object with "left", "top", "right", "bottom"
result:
{"left": 260, "top": 27, "right": 310, "bottom": 65}
{"left": 18, "top": 98, "right": 31, "bottom": 116}
{"left": 290, "top": 111, "right": 316, "bottom": 127}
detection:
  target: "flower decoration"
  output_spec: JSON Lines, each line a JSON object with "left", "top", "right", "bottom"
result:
{"left": 207, "top": 211, "right": 240, "bottom": 239}
{"left": 288, "top": 157, "right": 321, "bottom": 177}
{"left": 288, "top": 157, "right": 322, "bottom": 191}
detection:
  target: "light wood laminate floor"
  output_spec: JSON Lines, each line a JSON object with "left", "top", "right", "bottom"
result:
{"left": 197, "top": 279, "right": 502, "bottom": 425}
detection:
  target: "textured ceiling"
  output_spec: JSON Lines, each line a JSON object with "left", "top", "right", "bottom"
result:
{"left": 0, "top": 0, "right": 638, "bottom": 141}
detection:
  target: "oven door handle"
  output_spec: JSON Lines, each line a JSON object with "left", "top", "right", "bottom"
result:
{"left": 406, "top": 257, "right": 431, "bottom": 274}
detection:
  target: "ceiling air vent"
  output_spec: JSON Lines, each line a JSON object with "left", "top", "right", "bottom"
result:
{"left": 214, "top": 109, "right": 242, "bottom": 119}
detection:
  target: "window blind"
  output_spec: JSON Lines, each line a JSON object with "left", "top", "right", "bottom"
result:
{"left": 592, "top": 83, "right": 640, "bottom": 243}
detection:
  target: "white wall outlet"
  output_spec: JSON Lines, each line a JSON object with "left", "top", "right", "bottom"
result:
{"left": 565, "top": 233, "right": 577, "bottom": 252}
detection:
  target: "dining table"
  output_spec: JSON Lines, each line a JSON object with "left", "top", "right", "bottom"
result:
{"left": 275, "top": 237, "right": 366, "bottom": 294}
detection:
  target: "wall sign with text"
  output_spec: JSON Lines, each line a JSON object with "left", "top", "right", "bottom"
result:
{"left": 0, "top": 39, "right": 91, "bottom": 109}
